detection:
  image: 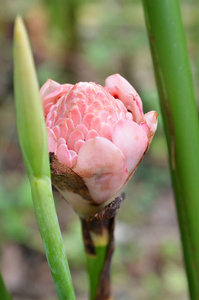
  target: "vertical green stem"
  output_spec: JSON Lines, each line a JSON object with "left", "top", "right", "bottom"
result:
{"left": 81, "top": 193, "right": 124, "bottom": 300}
{"left": 43, "top": 0, "right": 78, "bottom": 52}
{"left": 0, "top": 273, "right": 12, "bottom": 300}
{"left": 142, "top": 1, "right": 199, "bottom": 299}
{"left": 81, "top": 217, "right": 115, "bottom": 300}
{"left": 30, "top": 176, "right": 76, "bottom": 300}
{"left": 13, "top": 17, "right": 75, "bottom": 300}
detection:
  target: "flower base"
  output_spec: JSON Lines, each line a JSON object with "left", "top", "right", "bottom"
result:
{"left": 81, "top": 193, "right": 125, "bottom": 300}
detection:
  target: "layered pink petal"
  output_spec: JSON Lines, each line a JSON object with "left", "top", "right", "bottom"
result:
{"left": 57, "top": 137, "right": 66, "bottom": 147}
{"left": 86, "top": 130, "right": 99, "bottom": 140}
{"left": 105, "top": 74, "right": 143, "bottom": 123}
{"left": 112, "top": 119, "right": 148, "bottom": 174}
{"left": 73, "top": 137, "right": 128, "bottom": 204}
{"left": 46, "top": 127, "right": 57, "bottom": 153}
{"left": 68, "top": 129, "right": 84, "bottom": 150}
{"left": 40, "top": 79, "right": 60, "bottom": 99}
{"left": 56, "top": 144, "right": 73, "bottom": 167}
{"left": 40, "top": 79, "right": 73, "bottom": 116}
{"left": 53, "top": 125, "right": 60, "bottom": 139}
{"left": 74, "top": 139, "right": 85, "bottom": 153}
{"left": 69, "top": 150, "right": 78, "bottom": 166}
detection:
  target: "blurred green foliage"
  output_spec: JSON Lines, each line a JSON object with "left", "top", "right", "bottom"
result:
{"left": 0, "top": 177, "right": 33, "bottom": 243}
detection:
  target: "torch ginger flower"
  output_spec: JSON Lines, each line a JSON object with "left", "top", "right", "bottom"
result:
{"left": 40, "top": 74, "right": 158, "bottom": 218}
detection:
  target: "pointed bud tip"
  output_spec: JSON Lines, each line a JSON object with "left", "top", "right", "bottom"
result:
{"left": 14, "top": 16, "right": 26, "bottom": 43}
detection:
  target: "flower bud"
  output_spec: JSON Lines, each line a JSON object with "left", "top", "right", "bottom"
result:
{"left": 41, "top": 74, "right": 158, "bottom": 218}
{"left": 14, "top": 16, "right": 50, "bottom": 178}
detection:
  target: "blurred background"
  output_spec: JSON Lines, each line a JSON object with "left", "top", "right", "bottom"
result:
{"left": 0, "top": 0, "right": 199, "bottom": 299}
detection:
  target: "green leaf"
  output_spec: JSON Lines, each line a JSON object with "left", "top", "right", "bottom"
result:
{"left": 14, "top": 16, "right": 50, "bottom": 178}
{"left": 142, "top": 1, "right": 199, "bottom": 299}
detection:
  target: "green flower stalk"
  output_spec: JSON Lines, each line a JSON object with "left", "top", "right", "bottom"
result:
{"left": 80, "top": 195, "right": 125, "bottom": 300}
{"left": 13, "top": 16, "right": 75, "bottom": 300}
{"left": 142, "top": 1, "right": 199, "bottom": 298}
{"left": 81, "top": 218, "right": 113, "bottom": 300}
{"left": 43, "top": 0, "right": 78, "bottom": 53}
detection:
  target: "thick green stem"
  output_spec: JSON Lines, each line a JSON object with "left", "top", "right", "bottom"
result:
{"left": 30, "top": 176, "right": 76, "bottom": 300}
{"left": 0, "top": 273, "right": 12, "bottom": 300}
{"left": 81, "top": 218, "right": 114, "bottom": 300}
{"left": 13, "top": 17, "right": 75, "bottom": 300}
{"left": 81, "top": 193, "right": 125, "bottom": 300}
{"left": 142, "top": 1, "right": 199, "bottom": 299}
{"left": 44, "top": 0, "right": 78, "bottom": 52}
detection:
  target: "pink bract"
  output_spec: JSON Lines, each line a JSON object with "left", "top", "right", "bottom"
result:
{"left": 41, "top": 74, "right": 158, "bottom": 217}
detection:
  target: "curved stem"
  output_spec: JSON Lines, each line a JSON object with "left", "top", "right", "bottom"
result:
{"left": 142, "top": 1, "right": 199, "bottom": 298}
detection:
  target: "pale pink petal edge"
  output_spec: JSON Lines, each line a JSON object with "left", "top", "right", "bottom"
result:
{"left": 105, "top": 73, "right": 143, "bottom": 122}
{"left": 73, "top": 137, "right": 128, "bottom": 204}
{"left": 112, "top": 119, "right": 148, "bottom": 174}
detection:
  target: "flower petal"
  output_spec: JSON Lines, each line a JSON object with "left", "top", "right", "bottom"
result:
{"left": 40, "top": 79, "right": 60, "bottom": 99}
{"left": 53, "top": 125, "right": 60, "bottom": 139}
{"left": 105, "top": 74, "right": 143, "bottom": 123}
{"left": 56, "top": 144, "right": 72, "bottom": 167}
{"left": 76, "top": 124, "right": 88, "bottom": 138}
{"left": 68, "top": 129, "right": 84, "bottom": 150}
{"left": 86, "top": 129, "right": 99, "bottom": 140}
{"left": 144, "top": 111, "right": 158, "bottom": 144}
{"left": 57, "top": 137, "right": 66, "bottom": 147}
{"left": 73, "top": 137, "right": 128, "bottom": 204}
{"left": 74, "top": 139, "right": 85, "bottom": 153}
{"left": 46, "top": 127, "right": 57, "bottom": 153}
{"left": 41, "top": 80, "right": 73, "bottom": 115}
{"left": 112, "top": 119, "right": 148, "bottom": 174}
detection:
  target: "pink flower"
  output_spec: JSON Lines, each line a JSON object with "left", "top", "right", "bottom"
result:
{"left": 40, "top": 74, "right": 158, "bottom": 218}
